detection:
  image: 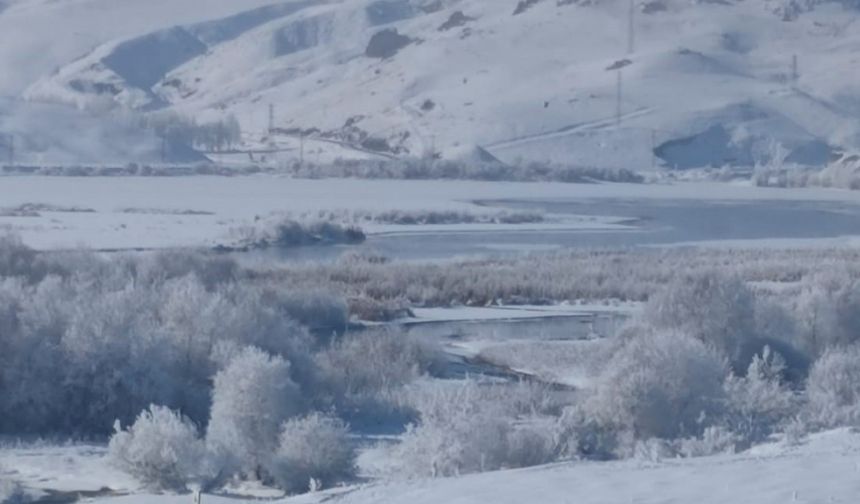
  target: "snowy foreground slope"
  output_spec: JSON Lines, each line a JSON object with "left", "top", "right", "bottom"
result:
{"left": 11, "top": 429, "right": 853, "bottom": 504}
{"left": 315, "top": 430, "right": 860, "bottom": 504}
{"left": 3, "top": 0, "right": 860, "bottom": 166}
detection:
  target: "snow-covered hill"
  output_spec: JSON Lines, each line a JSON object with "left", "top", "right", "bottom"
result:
{"left": 3, "top": 0, "right": 860, "bottom": 167}
{"left": 315, "top": 429, "right": 860, "bottom": 504}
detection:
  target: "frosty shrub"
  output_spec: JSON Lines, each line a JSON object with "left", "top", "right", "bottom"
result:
{"left": 316, "top": 330, "right": 441, "bottom": 431}
{"left": 505, "top": 417, "right": 564, "bottom": 468}
{"left": 557, "top": 405, "right": 627, "bottom": 460}
{"left": 794, "top": 276, "right": 860, "bottom": 357}
{"left": 317, "top": 330, "right": 438, "bottom": 399}
{"left": 207, "top": 347, "right": 303, "bottom": 478}
{"left": 806, "top": 345, "right": 860, "bottom": 429}
{"left": 676, "top": 426, "right": 740, "bottom": 458}
{"left": 724, "top": 346, "right": 798, "bottom": 445}
{"left": 0, "top": 233, "right": 40, "bottom": 280}
{"left": 108, "top": 405, "right": 213, "bottom": 492}
{"left": 396, "top": 408, "right": 512, "bottom": 478}
{"left": 275, "top": 290, "right": 349, "bottom": 336}
{"left": 645, "top": 271, "right": 756, "bottom": 371}
{"left": 794, "top": 278, "right": 841, "bottom": 357}
{"left": 283, "top": 157, "right": 644, "bottom": 184}
{"left": 0, "top": 479, "right": 27, "bottom": 504}
{"left": 585, "top": 329, "right": 728, "bottom": 440}
{"left": 394, "top": 380, "right": 561, "bottom": 478}
{"left": 269, "top": 413, "right": 356, "bottom": 492}
{"left": 0, "top": 235, "right": 335, "bottom": 436}
{"left": 232, "top": 219, "right": 365, "bottom": 250}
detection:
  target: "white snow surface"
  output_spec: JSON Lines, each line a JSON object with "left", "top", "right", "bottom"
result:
{"left": 313, "top": 430, "right": 860, "bottom": 504}
{"left": 2, "top": 177, "right": 860, "bottom": 250}
{"left": 16, "top": 428, "right": 850, "bottom": 504}
{"left": 0, "top": 443, "right": 137, "bottom": 494}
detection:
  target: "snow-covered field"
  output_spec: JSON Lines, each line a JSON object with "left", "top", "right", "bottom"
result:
{"left": 7, "top": 428, "right": 858, "bottom": 504}
{"left": 303, "top": 429, "right": 860, "bottom": 504}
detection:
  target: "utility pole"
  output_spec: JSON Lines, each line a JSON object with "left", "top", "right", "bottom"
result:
{"left": 299, "top": 132, "right": 305, "bottom": 167}
{"left": 627, "top": 0, "right": 636, "bottom": 55}
{"left": 650, "top": 129, "right": 656, "bottom": 169}
{"left": 268, "top": 104, "right": 275, "bottom": 134}
{"left": 616, "top": 70, "right": 623, "bottom": 126}
{"left": 6, "top": 134, "right": 13, "bottom": 167}
{"left": 791, "top": 54, "right": 799, "bottom": 87}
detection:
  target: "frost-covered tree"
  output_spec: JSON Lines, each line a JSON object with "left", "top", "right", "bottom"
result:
{"left": 794, "top": 274, "right": 860, "bottom": 358}
{"left": 317, "top": 330, "right": 437, "bottom": 398}
{"left": 645, "top": 271, "right": 756, "bottom": 371}
{"left": 0, "top": 478, "right": 26, "bottom": 504}
{"left": 108, "top": 405, "right": 214, "bottom": 492}
{"left": 394, "top": 381, "right": 560, "bottom": 478}
{"left": 806, "top": 345, "right": 860, "bottom": 428}
{"left": 585, "top": 329, "right": 728, "bottom": 440}
{"left": 207, "top": 347, "right": 303, "bottom": 478}
{"left": 724, "top": 346, "right": 797, "bottom": 444}
{"left": 269, "top": 413, "right": 356, "bottom": 492}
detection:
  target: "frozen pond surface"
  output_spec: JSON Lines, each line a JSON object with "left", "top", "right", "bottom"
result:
{"left": 269, "top": 197, "right": 860, "bottom": 262}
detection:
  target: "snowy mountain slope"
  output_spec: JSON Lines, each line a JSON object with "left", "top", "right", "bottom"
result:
{"left": 0, "top": 0, "right": 279, "bottom": 96}
{"left": 4, "top": 0, "right": 860, "bottom": 167}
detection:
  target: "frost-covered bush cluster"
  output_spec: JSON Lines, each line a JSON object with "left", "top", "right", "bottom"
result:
{"left": 269, "top": 413, "right": 356, "bottom": 493}
{"left": 387, "top": 265, "right": 860, "bottom": 478}
{"left": 108, "top": 406, "right": 213, "bottom": 492}
{"left": 280, "top": 208, "right": 546, "bottom": 226}
{"left": 283, "top": 157, "right": 644, "bottom": 184}
{"left": 1, "top": 164, "right": 274, "bottom": 177}
{"left": 0, "top": 234, "right": 445, "bottom": 493}
{"left": 107, "top": 331, "right": 436, "bottom": 492}
{"left": 552, "top": 270, "right": 860, "bottom": 461}
{"left": 317, "top": 330, "right": 439, "bottom": 401}
{"left": 278, "top": 247, "right": 860, "bottom": 313}
{"left": 7, "top": 231, "right": 860, "bottom": 488}
{"left": 137, "top": 112, "right": 242, "bottom": 153}
{"left": 806, "top": 346, "right": 860, "bottom": 428}
{"left": 0, "top": 238, "right": 336, "bottom": 435}
{"left": 230, "top": 218, "right": 365, "bottom": 250}
{"left": 753, "top": 153, "right": 860, "bottom": 190}
{"left": 0, "top": 479, "right": 27, "bottom": 504}
{"left": 207, "top": 347, "right": 304, "bottom": 479}
{"left": 393, "top": 380, "right": 562, "bottom": 478}
{"left": 584, "top": 330, "right": 728, "bottom": 440}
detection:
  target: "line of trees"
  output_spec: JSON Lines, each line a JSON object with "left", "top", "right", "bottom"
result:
{"left": 139, "top": 113, "right": 242, "bottom": 152}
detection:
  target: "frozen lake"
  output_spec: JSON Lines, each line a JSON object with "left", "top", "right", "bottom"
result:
{"left": 4, "top": 177, "right": 860, "bottom": 254}
{"left": 270, "top": 197, "right": 860, "bottom": 261}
